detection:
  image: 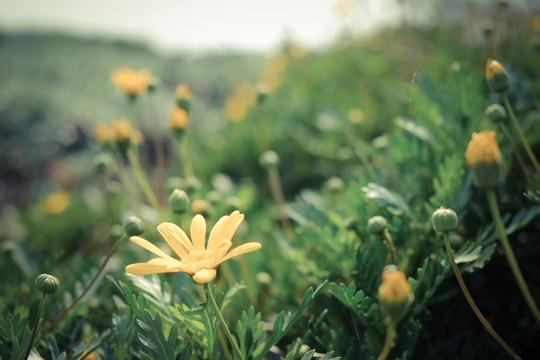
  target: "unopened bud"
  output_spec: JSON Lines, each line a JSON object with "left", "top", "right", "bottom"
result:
{"left": 486, "top": 58, "right": 510, "bottom": 93}
{"left": 431, "top": 207, "right": 458, "bottom": 232}
{"left": 36, "top": 273, "right": 59, "bottom": 294}
{"left": 123, "top": 216, "right": 144, "bottom": 236}
{"left": 367, "top": 216, "right": 388, "bottom": 235}
{"left": 169, "top": 189, "right": 190, "bottom": 214}
{"left": 377, "top": 266, "right": 414, "bottom": 322}
{"left": 485, "top": 103, "right": 507, "bottom": 124}
{"left": 259, "top": 150, "right": 280, "bottom": 167}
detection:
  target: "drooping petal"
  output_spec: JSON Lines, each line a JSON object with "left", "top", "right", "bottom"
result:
{"left": 207, "top": 214, "right": 230, "bottom": 251}
{"left": 130, "top": 236, "right": 176, "bottom": 260}
{"left": 217, "top": 242, "right": 262, "bottom": 265}
{"left": 126, "top": 258, "right": 190, "bottom": 275}
{"left": 190, "top": 214, "right": 207, "bottom": 251}
{"left": 157, "top": 222, "right": 192, "bottom": 259}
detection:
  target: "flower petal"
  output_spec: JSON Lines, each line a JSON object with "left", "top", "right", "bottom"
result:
{"left": 125, "top": 258, "right": 191, "bottom": 275}
{"left": 157, "top": 222, "right": 192, "bottom": 258}
{"left": 130, "top": 236, "right": 176, "bottom": 260}
{"left": 210, "top": 240, "right": 233, "bottom": 266}
{"left": 218, "top": 242, "right": 262, "bottom": 265}
{"left": 223, "top": 211, "right": 244, "bottom": 241}
{"left": 190, "top": 214, "right": 207, "bottom": 251}
{"left": 207, "top": 214, "right": 230, "bottom": 251}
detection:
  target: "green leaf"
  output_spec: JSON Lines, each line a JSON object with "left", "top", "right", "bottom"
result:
{"left": 170, "top": 301, "right": 216, "bottom": 357}
{"left": 135, "top": 310, "right": 180, "bottom": 360}
{"left": 362, "top": 183, "right": 414, "bottom": 219}
{"left": 235, "top": 306, "right": 264, "bottom": 358}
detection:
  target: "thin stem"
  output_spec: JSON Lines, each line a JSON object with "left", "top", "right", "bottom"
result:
{"left": 145, "top": 95, "right": 166, "bottom": 206}
{"left": 266, "top": 165, "right": 292, "bottom": 233}
{"left": 502, "top": 94, "right": 540, "bottom": 173}
{"left": 205, "top": 283, "right": 245, "bottom": 360}
{"left": 498, "top": 122, "right": 533, "bottom": 187}
{"left": 382, "top": 229, "right": 397, "bottom": 265}
{"left": 443, "top": 232, "right": 521, "bottom": 359}
{"left": 126, "top": 148, "right": 161, "bottom": 210}
{"left": 486, "top": 189, "right": 540, "bottom": 326}
{"left": 377, "top": 319, "right": 396, "bottom": 360}
{"left": 177, "top": 134, "right": 194, "bottom": 178}
{"left": 23, "top": 293, "right": 46, "bottom": 360}
{"left": 45, "top": 233, "right": 127, "bottom": 335}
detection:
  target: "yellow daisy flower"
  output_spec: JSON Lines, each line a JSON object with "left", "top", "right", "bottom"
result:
{"left": 110, "top": 67, "right": 151, "bottom": 97}
{"left": 126, "top": 211, "right": 261, "bottom": 284}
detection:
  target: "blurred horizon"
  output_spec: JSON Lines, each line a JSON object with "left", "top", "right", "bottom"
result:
{"left": 0, "top": 0, "right": 405, "bottom": 54}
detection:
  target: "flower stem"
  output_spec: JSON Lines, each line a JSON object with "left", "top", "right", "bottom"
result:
{"left": 23, "top": 293, "right": 46, "bottom": 360}
{"left": 145, "top": 95, "right": 166, "bottom": 206}
{"left": 443, "top": 232, "right": 521, "bottom": 359}
{"left": 377, "top": 319, "right": 396, "bottom": 360}
{"left": 382, "top": 229, "right": 397, "bottom": 265}
{"left": 126, "top": 148, "right": 161, "bottom": 210}
{"left": 205, "top": 283, "right": 245, "bottom": 360}
{"left": 45, "top": 233, "right": 127, "bottom": 335}
{"left": 266, "top": 164, "right": 292, "bottom": 233}
{"left": 498, "top": 122, "right": 533, "bottom": 186}
{"left": 502, "top": 94, "right": 540, "bottom": 173}
{"left": 486, "top": 189, "right": 540, "bottom": 326}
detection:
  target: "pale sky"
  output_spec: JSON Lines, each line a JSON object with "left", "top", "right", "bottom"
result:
{"left": 0, "top": 0, "right": 399, "bottom": 53}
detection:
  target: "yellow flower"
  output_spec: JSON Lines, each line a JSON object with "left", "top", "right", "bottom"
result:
{"left": 95, "top": 123, "right": 112, "bottom": 144}
{"left": 125, "top": 211, "right": 262, "bottom": 284}
{"left": 112, "top": 118, "right": 132, "bottom": 142}
{"left": 465, "top": 131, "right": 502, "bottom": 166}
{"left": 110, "top": 67, "right": 151, "bottom": 96}
{"left": 169, "top": 105, "right": 189, "bottom": 131}
{"left": 174, "top": 84, "right": 192, "bottom": 100}
{"left": 377, "top": 266, "right": 414, "bottom": 321}
{"left": 465, "top": 131, "right": 504, "bottom": 188}
{"left": 43, "top": 190, "right": 70, "bottom": 215}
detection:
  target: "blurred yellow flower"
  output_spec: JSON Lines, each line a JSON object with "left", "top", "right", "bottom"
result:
{"left": 110, "top": 67, "right": 151, "bottom": 97}
{"left": 174, "top": 84, "right": 192, "bottom": 100}
{"left": 95, "top": 123, "right": 112, "bottom": 144}
{"left": 112, "top": 118, "right": 132, "bottom": 142}
{"left": 125, "top": 211, "right": 262, "bottom": 284}
{"left": 224, "top": 83, "right": 255, "bottom": 122}
{"left": 43, "top": 190, "right": 70, "bottom": 215}
{"left": 377, "top": 266, "right": 414, "bottom": 321}
{"left": 169, "top": 105, "right": 189, "bottom": 131}
{"left": 347, "top": 108, "right": 365, "bottom": 124}
{"left": 465, "top": 131, "right": 502, "bottom": 166}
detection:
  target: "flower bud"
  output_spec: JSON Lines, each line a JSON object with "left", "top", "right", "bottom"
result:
{"left": 485, "top": 103, "right": 507, "bottom": 124}
{"left": 191, "top": 199, "right": 210, "bottom": 215}
{"left": 94, "top": 153, "right": 112, "bottom": 173}
{"left": 259, "top": 150, "right": 280, "bottom": 168}
{"left": 486, "top": 58, "right": 510, "bottom": 93}
{"left": 123, "top": 216, "right": 144, "bottom": 236}
{"left": 431, "top": 207, "right": 458, "bottom": 232}
{"left": 169, "top": 105, "right": 188, "bottom": 136}
{"left": 185, "top": 176, "right": 202, "bottom": 193}
{"left": 175, "top": 84, "right": 192, "bottom": 112}
{"left": 256, "top": 83, "right": 270, "bottom": 105}
{"left": 168, "top": 189, "right": 190, "bottom": 214}
{"left": 465, "top": 131, "right": 504, "bottom": 188}
{"left": 377, "top": 266, "right": 414, "bottom": 322}
{"left": 325, "top": 176, "right": 345, "bottom": 193}
{"left": 36, "top": 273, "right": 59, "bottom": 294}
{"left": 367, "top": 216, "right": 388, "bottom": 234}
{"left": 112, "top": 118, "right": 132, "bottom": 154}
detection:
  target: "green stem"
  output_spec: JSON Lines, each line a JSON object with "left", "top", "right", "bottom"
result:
{"left": 145, "top": 95, "right": 166, "bottom": 206}
{"left": 126, "top": 148, "right": 161, "bottom": 210}
{"left": 382, "top": 229, "right": 397, "bottom": 265}
{"left": 266, "top": 165, "right": 292, "bottom": 233}
{"left": 502, "top": 95, "right": 540, "bottom": 173}
{"left": 486, "top": 189, "right": 540, "bottom": 326}
{"left": 178, "top": 134, "right": 194, "bottom": 178}
{"left": 443, "top": 232, "right": 521, "bottom": 359}
{"left": 498, "top": 123, "right": 533, "bottom": 187}
{"left": 377, "top": 319, "right": 396, "bottom": 360}
{"left": 45, "top": 233, "right": 127, "bottom": 335}
{"left": 205, "top": 284, "right": 245, "bottom": 360}
{"left": 23, "top": 293, "right": 46, "bottom": 360}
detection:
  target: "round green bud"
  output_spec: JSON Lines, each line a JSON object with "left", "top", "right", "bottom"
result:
{"left": 325, "top": 176, "right": 345, "bottom": 193}
{"left": 367, "top": 216, "right": 388, "bottom": 234}
{"left": 256, "top": 83, "right": 270, "bottom": 105}
{"left": 123, "top": 216, "right": 144, "bottom": 236}
{"left": 431, "top": 207, "right": 458, "bottom": 232}
{"left": 185, "top": 176, "right": 202, "bottom": 193}
{"left": 176, "top": 98, "right": 191, "bottom": 113}
{"left": 36, "top": 273, "right": 59, "bottom": 294}
{"left": 168, "top": 189, "right": 190, "bottom": 214}
{"left": 94, "top": 153, "right": 112, "bottom": 173}
{"left": 485, "top": 103, "right": 507, "bottom": 123}
{"left": 259, "top": 150, "right": 280, "bottom": 168}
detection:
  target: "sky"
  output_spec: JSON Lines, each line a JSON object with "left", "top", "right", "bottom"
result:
{"left": 0, "top": 0, "right": 399, "bottom": 53}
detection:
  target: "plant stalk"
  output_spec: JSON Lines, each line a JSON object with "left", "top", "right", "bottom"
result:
{"left": 126, "top": 148, "right": 161, "bottom": 210}
{"left": 443, "top": 232, "right": 521, "bottom": 359}
{"left": 502, "top": 95, "right": 540, "bottom": 173}
{"left": 205, "top": 283, "right": 245, "bottom": 360}
{"left": 377, "top": 319, "right": 396, "bottom": 360}
{"left": 23, "top": 293, "right": 46, "bottom": 360}
{"left": 486, "top": 189, "right": 540, "bottom": 326}
{"left": 45, "top": 233, "right": 127, "bottom": 335}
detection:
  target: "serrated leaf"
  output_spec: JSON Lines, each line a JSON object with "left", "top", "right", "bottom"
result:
{"left": 362, "top": 183, "right": 414, "bottom": 219}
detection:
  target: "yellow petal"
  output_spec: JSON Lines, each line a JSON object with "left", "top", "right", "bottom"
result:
{"left": 218, "top": 242, "right": 262, "bottom": 265}
{"left": 130, "top": 236, "right": 176, "bottom": 260}
{"left": 210, "top": 240, "right": 233, "bottom": 266}
{"left": 157, "top": 222, "right": 192, "bottom": 259}
{"left": 191, "top": 214, "right": 207, "bottom": 251}
{"left": 223, "top": 211, "right": 244, "bottom": 241}
{"left": 126, "top": 258, "right": 190, "bottom": 275}
{"left": 207, "top": 214, "right": 230, "bottom": 251}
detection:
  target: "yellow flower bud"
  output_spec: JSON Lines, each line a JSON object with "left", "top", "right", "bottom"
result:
{"left": 110, "top": 67, "right": 151, "bottom": 97}
{"left": 169, "top": 105, "right": 189, "bottom": 134}
{"left": 43, "top": 190, "right": 70, "bottom": 215}
{"left": 95, "top": 123, "right": 112, "bottom": 145}
{"left": 175, "top": 84, "right": 192, "bottom": 112}
{"left": 465, "top": 131, "right": 504, "bottom": 188}
{"left": 485, "top": 58, "right": 510, "bottom": 93}
{"left": 377, "top": 266, "right": 414, "bottom": 322}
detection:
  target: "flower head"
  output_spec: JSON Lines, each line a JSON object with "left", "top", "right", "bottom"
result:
{"left": 125, "top": 211, "right": 261, "bottom": 284}
{"left": 111, "top": 67, "right": 151, "bottom": 97}
{"left": 169, "top": 105, "right": 189, "bottom": 134}
{"left": 175, "top": 84, "right": 192, "bottom": 112}
{"left": 465, "top": 131, "right": 504, "bottom": 188}
{"left": 485, "top": 58, "right": 509, "bottom": 93}
{"left": 377, "top": 265, "right": 414, "bottom": 321}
